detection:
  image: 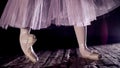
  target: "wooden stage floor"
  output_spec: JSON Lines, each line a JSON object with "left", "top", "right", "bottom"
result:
{"left": 1, "top": 43, "right": 120, "bottom": 68}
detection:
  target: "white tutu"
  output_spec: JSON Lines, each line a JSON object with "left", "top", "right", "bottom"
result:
{"left": 0, "top": 0, "right": 120, "bottom": 30}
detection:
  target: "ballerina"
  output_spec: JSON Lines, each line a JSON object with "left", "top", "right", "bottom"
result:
{"left": 0, "top": 0, "right": 120, "bottom": 63}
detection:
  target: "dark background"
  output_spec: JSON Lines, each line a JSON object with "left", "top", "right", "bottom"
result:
{"left": 0, "top": 0, "right": 120, "bottom": 57}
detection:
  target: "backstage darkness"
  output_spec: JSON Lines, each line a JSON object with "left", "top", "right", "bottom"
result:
{"left": 0, "top": 0, "right": 120, "bottom": 62}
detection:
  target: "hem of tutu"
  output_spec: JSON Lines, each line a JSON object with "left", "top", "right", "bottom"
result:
{"left": 0, "top": 23, "right": 91, "bottom": 30}
{"left": 97, "top": 5, "right": 120, "bottom": 17}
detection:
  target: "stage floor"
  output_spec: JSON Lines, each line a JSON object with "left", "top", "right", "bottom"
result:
{"left": 1, "top": 43, "right": 120, "bottom": 68}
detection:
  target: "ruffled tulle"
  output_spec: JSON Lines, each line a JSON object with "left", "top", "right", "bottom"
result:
{"left": 0, "top": 0, "right": 120, "bottom": 30}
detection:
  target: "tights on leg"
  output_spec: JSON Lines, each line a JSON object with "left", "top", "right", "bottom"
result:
{"left": 74, "top": 26, "right": 99, "bottom": 60}
{"left": 20, "top": 28, "right": 30, "bottom": 35}
{"left": 19, "top": 28, "right": 39, "bottom": 63}
{"left": 74, "top": 26, "right": 88, "bottom": 50}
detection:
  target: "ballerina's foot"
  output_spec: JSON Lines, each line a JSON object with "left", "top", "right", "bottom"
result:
{"left": 80, "top": 49, "right": 102, "bottom": 61}
{"left": 20, "top": 34, "right": 39, "bottom": 63}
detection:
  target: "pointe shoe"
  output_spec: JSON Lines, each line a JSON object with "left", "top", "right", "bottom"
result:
{"left": 79, "top": 49, "right": 101, "bottom": 61}
{"left": 20, "top": 33, "right": 39, "bottom": 63}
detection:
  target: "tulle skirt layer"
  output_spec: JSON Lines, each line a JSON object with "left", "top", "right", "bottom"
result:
{"left": 0, "top": 0, "right": 120, "bottom": 30}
